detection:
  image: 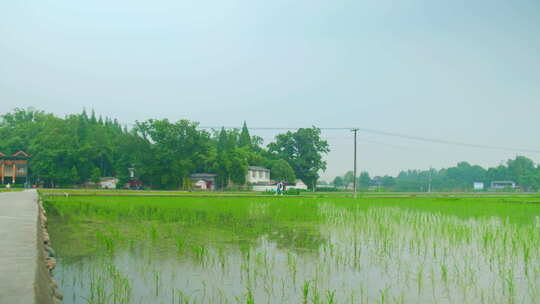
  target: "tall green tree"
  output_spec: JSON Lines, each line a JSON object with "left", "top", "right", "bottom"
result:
{"left": 271, "top": 160, "right": 296, "bottom": 184}
{"left": 268, "top": 127, "right": 329, "bottom": 189}
{"left": 238, "top": 121, "right": 252, "bottom": 148}
{"left": 507, "top": 156, "right": 536, "bottom": 189}
{"left": 358, "top": 171, "right": 371, "bottom": 188}
{"left": 332, "top": 176, "right": 344, "bottom": 187}
{"left": 135, "top": 119, "right": 212, "bottom": 189}
{"left": 213, "top": 128, "right": 248, "bottom": 188}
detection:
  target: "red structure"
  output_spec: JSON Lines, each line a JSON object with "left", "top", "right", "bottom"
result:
{"left": 0, "top": 151, "right": 30, "bottom": 184}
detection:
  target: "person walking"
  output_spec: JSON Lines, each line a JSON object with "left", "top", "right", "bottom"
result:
{"left": 275, "top": 181, "right": 283, "bottom": 196}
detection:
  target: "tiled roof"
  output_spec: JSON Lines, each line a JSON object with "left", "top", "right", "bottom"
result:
{"left": 0, "top": 151, "right": 29, "bottom": 159}
{"left": 0, "top": 151, "right": 30, "bottom": 157}
{"left": 12, "top": 151, "right": 29, "bottom": 158}
{"left": 189, "top": 173, "right": 217, "bottom": 178}
{"left": 248, "top": 166, "right": 270, "bottom": 171}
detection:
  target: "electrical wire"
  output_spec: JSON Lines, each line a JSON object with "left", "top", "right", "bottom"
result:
{"left": 197, "top": 125, "right": 540, "bottom": 154}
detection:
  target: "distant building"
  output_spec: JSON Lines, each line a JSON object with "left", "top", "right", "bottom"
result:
{"left": 473, "top": 182, "right": 484, "bottom": 191}
{"left": 99, "top": 177, "right": 118, "bottom": 189}
{"left": 246, "top": 166, "right": 270, "bottom": 184}
{"left": 84, "top": 177, "right": 118, "bottom": 189}
{"left": 189, "top": 173, "right": 217, "bottom": 190}
{"left": 490, "top": 181, "right": 516, "bottom": 190}
{"left": 288, "top": 180, "right": 308, "bottom": 190}
{"left": 0, "top": 151, "right": 30, "bottom": 185}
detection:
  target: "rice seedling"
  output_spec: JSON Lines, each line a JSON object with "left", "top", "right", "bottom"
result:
{"left": 44, "top": 194, "right": 540, "bottom": 303}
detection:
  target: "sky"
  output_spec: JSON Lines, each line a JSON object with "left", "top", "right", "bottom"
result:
{"left": 1, "top": 0, "right": 540, "bottom": 180}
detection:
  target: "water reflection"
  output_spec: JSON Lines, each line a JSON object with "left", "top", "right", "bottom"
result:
{"left": 50, "top": 206, "right": 540, "bottom": 304}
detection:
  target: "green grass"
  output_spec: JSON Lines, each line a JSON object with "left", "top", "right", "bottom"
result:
{"left": 39, "top": 188, "right": 540, "bottom": 198}
{"left": 44, "top": 195, "right": 540, "bottom": 223}
{"left": 0, "top": 188, "right": 24, "bottom": 192}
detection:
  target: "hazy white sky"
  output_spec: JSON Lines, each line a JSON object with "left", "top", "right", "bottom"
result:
{"left": 1, "top": 0, "right": 539, "bottom": 180}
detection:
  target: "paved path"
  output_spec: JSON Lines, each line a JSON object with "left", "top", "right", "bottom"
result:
{"left": 0, "top": 190, "right": 41, "bottom": 304}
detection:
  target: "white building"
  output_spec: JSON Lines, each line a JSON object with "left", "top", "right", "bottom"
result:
{"left": 246, "top": 166, "right": 271, "bottom": 184}
{"left": 490, "top": 181, "right": 516, "bottom": 190}
{"left": 189, "top": 173, "right": 217, "bottom": 190}
{"left": 473, "top": 182, "right": 484, "bottom": 191}
{"left": 99, "top": 177, "right": 118, "bottom": 189}
{"left": 288, "top": 180, "right": 308, "bottom": 190}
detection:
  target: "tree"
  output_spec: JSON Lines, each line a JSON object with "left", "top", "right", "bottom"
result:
{"left": 213, "top": 128, "right": 248, "bottom": 188}
{"left": 343, "top": 171, "right": 354, "bottom": 188}
{"left": 271, "top": 160, "right": 296, "bottom": 184}
{"left": 358, "top": 171, "right": 371, "bottom": 188}
{"left": 267, "top": 127, "right": 330, "bottom": 189}
{"left": 380, "top": 176, "right": 395, "bottom": 188}
{"left": 507, "top": 156, "right": 536, "bottom": 189}
{"left": 91, "top": 167, "right": 101, "bottom": 185}
{"left": 238, "top": 121, "right": 252, "bottom": 148}
{"left": 70, "top": 166, "right": 80, "bottom": 185}
{"left": 332, "top": 176, "right": 344, "bottom": 188}
{"left": 135, "top": 119, "right": 212, "bottom": 189}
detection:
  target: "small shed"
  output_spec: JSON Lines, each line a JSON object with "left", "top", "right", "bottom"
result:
{"left": 490, "top": 181, "right": 516, "bottom": 190}
{"left": 189, "top": 173, "right": 217, "bottom": 190}
{"left": 100, "top": 177, "right": 118, "bottom": 189}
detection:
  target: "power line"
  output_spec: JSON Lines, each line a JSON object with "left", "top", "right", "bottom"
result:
{"left": 196, "top": 125, "right": 540, "bottom": 154}
{"left": 129, "top": 122, "right": 540, "bottom": 154}
{"left": 354, "top": 127, "right": 540, "bottom": 154}
{"left": 198, "top": 126, "right": 351, "bottom": 130}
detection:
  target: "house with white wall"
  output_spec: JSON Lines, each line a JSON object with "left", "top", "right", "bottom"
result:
{"left": 246, "top": 166, "right": 271, "bottom": 184}
{"left": 490, "top": 181, "right": 516, "bottom": 190}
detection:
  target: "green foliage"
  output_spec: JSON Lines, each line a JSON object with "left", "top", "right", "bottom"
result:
{"left": 0, "top": 108, "right": 145, "bottom": 187}
{"left": 283, "top": 188, "right": 304, "bottom": 195}
{"left": 359, "top": 172, "right": 371, "bottom": 188}
{"left": 332, "top": 176, "right": 344, "bottom": 187}
{"left": 333, "top": 156, "right": 540, "bottom": 192}
{"left": 0, "top": 109, "right": 333, "bottom": 190}
{"left": 271, "top": 159, "right": 296, "bottom": 183}
{"left": 134, "top": 119, "right": 213, "bottom": 189}
{"left": 316, "top": 186, "right": 339, "bottom": 192}
{"left": 238, "top": 121, "right": 252, "bottom": 148}
{"left": 213, "top": 128, "right": 249, "bottom": 188}
{"left": 91, "top": 167, "right": 101, "bottom": 184}
{"left": 268, "top": 127, "right": 329, "bottom": 189}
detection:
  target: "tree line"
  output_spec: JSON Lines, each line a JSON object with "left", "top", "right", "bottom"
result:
{"left": 333, "top": 156, "right": 540, "bottom": 192}
{"left": 0, "top": 108, "right": 329, "bottom": 189}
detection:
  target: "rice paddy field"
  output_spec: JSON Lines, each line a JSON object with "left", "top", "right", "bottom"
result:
{"left": 43, "top": 194, "right": 540, "bottom": 304}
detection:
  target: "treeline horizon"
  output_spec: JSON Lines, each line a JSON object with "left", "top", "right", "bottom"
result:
{"left": 0, "top": 108, "right": 329, "bottom": 189}
{"left": 332, "top": 156, "right": 540, "bottom": 192}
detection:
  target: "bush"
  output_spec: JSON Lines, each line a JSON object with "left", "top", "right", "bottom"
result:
{"left": 284, "top": 189, "right": 303, "bottom": 195}
{"left": 315, "top": 187, "right": 339, "bottom": 192}
{"left": 262, "top": 188, "right": 304, "bottom": 195}
{"left": 0, "top": 183, "right": 24, "bottom": 188}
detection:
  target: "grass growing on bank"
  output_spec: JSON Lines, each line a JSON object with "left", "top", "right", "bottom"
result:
{"left": 0, "top": 188, "right": 24, "bottom": 192}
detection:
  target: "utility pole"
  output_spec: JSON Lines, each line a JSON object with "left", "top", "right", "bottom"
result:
{"left": 352, "top": 128, "right": 359, "bottom": 198}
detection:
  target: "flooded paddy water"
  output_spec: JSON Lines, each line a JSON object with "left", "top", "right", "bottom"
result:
{"left": 44, "top": 195, "right": 540, "bottom": 303}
